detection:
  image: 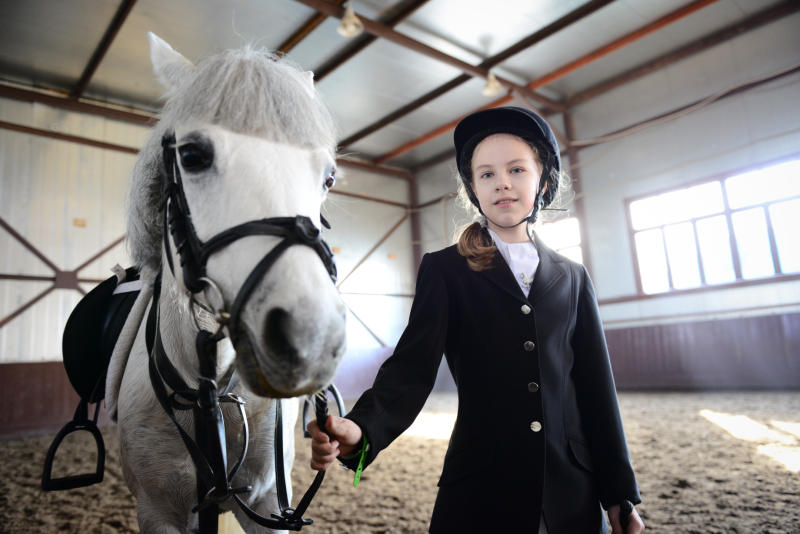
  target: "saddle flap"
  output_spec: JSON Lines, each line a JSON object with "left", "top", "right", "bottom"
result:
{"left": 62, "top": 267, "right": 140, "bottom": 402}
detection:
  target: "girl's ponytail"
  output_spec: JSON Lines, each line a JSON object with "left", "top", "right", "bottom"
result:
{"left": 456, "top": 222, "right": 495, "bottom": 272}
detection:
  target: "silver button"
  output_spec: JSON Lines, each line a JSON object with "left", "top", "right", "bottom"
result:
{"left": 523, "top": 341, "right": 535, "bottom": 351}
{"left": 530, "top": 421, "right": 542, "bottom": 432}
{"left": 528, "top": 382, "right": 540, "bottom": 393}
{"left": 520, "top": 304, "right": 531, "bottom": 315}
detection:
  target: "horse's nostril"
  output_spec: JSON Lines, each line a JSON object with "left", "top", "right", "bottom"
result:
{"left": 264, "top": 308, "right": 298, "bottom": 362}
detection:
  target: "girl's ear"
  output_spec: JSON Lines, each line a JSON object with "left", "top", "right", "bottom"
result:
{"left": 147, "top": 32, "right": 194, "bottom": 90}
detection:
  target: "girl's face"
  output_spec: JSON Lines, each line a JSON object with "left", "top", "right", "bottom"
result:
{"left": 471, "top": 133, "right": 542, "bottom": 240}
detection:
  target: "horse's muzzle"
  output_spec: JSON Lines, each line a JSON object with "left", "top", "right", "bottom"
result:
{"left": 233, "top": 303, "right": 345, "bottom": 398}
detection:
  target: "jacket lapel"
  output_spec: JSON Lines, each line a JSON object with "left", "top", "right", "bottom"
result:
{"left": 476, "top": 231, "right": 566, "bottom": 304}
{"left": 528, "top": 232, "right": 565, "bottom": 304}
{"left": 478, "top": 250, "right": 528, "bottom": 304}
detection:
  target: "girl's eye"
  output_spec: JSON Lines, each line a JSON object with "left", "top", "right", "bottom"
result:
{"left": 480, "top": 172, "right": 493, "bottom": 179}
{"left": 510, "top": 167, "right": 525, "bottom": 174}
{"left": 324, "top": 169, "right": 336, "bottom": 189}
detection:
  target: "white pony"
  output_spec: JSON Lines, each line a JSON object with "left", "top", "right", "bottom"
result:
{"left": 107, "top": 33, "right": 346, "bottom": 533}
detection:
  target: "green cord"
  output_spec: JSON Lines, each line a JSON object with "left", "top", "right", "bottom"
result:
{"left": 353, "top": 435, "right": 368, "bottom": 487}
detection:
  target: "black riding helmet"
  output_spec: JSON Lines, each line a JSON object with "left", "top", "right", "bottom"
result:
{"left": 454, "top": 106, "right": 560, "bottom": 223}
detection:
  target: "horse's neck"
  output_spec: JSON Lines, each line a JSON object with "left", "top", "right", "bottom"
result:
{"left": 157, "top": 274, "right": 235, "bottom": 384}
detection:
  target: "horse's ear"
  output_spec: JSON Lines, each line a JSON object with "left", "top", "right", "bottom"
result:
{"left": 147, "top": 32, "right": 194, "bottom": 89}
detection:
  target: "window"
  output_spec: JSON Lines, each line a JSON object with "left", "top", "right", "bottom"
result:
{"left": 538, "top": 217, "right": 583, "bottom": 264}
{"left": 628, "top": 159, "right": 800, "bottom": 294}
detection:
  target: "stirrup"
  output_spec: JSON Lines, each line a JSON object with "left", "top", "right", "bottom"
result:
{"left": 42, "top": 398, "right": 105, "bottom": 491}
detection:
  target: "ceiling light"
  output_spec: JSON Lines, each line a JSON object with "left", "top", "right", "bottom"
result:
{"left": 482, "top": 71, "right": 502, "bottom": 97}
{"left": 337, "top": 2, "right": 364, "bottom": 38}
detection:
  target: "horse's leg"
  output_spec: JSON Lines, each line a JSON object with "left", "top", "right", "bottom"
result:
{"left": 136, "top": 493, "right": 196, "bottom": 534}
{"left": 118, "top": 331, "right": 199, "bottom": 534}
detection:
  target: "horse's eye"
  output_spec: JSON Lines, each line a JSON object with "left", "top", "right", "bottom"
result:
{"left": 178, "top": 143, "right": 213, "bottom": 173}
{"left": 324, "top": 170, "right": 336, "bottom": 190}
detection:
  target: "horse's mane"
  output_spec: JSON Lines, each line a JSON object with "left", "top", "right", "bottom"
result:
{"left": 127, "top": 46, "right": 337, "bottom": 279}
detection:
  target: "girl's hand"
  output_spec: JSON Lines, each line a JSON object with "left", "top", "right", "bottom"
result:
{"left": 307, "top": 415, "right": 363, "bottom": 471}
{"left": 607, "top": 504, "right": 645, "bottom": 534}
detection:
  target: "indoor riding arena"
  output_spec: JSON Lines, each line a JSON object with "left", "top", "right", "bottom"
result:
{"left": 1, "top": 1, "right": 798, "bottom": 533}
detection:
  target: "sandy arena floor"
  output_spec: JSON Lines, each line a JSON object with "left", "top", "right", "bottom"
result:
{"left": 1, "top": 391, "right": 798, "bottom": 533}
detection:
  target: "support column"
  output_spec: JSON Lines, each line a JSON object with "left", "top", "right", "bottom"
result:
{"left": 409, "top": 174, "right": 423, "bottom": 272}
{"left": 563, "top": 111, "right": 594, "bottom": 278}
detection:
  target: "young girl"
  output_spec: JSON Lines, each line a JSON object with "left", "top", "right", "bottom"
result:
{"left": 308, "top": 107, "right": 645, "bottom": 534}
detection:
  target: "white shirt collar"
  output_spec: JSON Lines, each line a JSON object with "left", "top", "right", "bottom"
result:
{"left": 487, "top": 228, "right": 540, "bottom": 296}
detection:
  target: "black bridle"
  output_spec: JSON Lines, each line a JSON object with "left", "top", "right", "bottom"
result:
{"left": 147, "top": 132, "right": 342, "bottom": 532}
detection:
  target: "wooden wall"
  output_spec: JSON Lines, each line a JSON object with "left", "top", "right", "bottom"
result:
{"left": 0, "top": 361, "right": 111, "bottom": 439}
{"left": 607, "top": 312, "right": 800, "bottom": 390}
{"left": 4, "top": 311, "right": 797, "bottom": 439}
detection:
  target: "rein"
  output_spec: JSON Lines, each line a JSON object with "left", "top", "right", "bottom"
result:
{"left": 147, "top": 132, "right": 342, "bottom": 532}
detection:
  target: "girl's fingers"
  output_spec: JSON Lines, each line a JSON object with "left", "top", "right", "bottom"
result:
{"left": 309, "top": 423, "right": 332, "bottom": 447}
{"left": 310, "top": 458, "right": 333, "bottom": 471}
{"left": 311, "top": 440, "right": 338, "bottom": 455}
{"left": 310, "top": 447, "right": 339, "bottom": 470}
{"left": 310, "top": 433, "right": 330, "bottom": 446}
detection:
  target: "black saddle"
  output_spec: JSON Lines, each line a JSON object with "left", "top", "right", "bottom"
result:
{"left": 42, "top": 267, "right": 141, "bottom": 491}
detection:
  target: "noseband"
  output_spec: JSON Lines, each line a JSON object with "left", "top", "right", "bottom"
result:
{"left": 146, "top": 132, "right": 342, "bottom": 531}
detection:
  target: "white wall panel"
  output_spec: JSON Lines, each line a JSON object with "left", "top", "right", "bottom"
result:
{"left": 322, "top": 166, "right": 415, "bottom": 356}
{"left": 416, "top": 159, "right": 469, "bottom": 254}
{"left": 601, "top": 279, "right": 800, "bottom": 328}
{"left": 342, "top": 293, "right": 412, "bottom": 348}
{"left": 0, "top": 98, "right": 145, "bottom": 363}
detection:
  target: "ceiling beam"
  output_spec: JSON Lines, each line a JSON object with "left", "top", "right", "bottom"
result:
{"left": 339, "top": 0, "right": 614, "bottom": 148}
{"left": 567, "top": 0, "right": 800, "bottom": 107}
{"left": 570, "top": 63, "right": 800, "bottom": 149}
{"left": 314, "top": 0, "right": 430, "bottom": 82}
{"left": 0, "top": 83, "right": 155, "bottom": 125}
{"left": 374, "top": 0, "right": 720, "bottom": 164}
{"left": 330, "top": 189, "right": 409, "bottom": 208}
{"left": 337, "top": 156, "right": 412, "bottom": 180}
{"left": 529, "top": 0, "right": 719, "bottom": 90}
{"left": 71, "top": 0, "right": 137, "bottom": 99}
{"left": 0, "top": 117, "right": 414, "bottom": 179}
{"left": 340, "top": 74, "right": 471, "bottom": 148}
{"left": 0, "top": 119, "right": 140, "bottom": 154}
{"left": 277, "top": 0, "right": 346, "bottom": 54}
{"left": 293, "top": 0, "right": 558, "bottom": 110}
{"left": 412, "top": 148, "right": 455, "bottom": 173}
